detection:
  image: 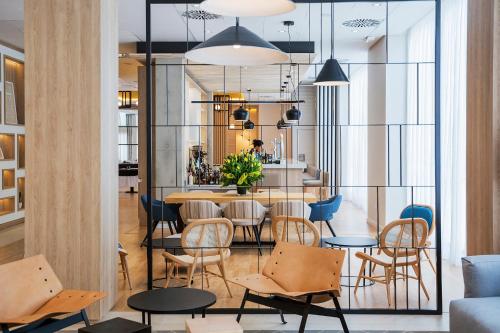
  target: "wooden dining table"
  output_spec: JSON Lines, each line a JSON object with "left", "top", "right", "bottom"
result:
{"left": 164, "top": 191, "right": 318, "bottom": 205}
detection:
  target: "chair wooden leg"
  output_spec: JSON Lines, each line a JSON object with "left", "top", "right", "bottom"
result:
{"left": 423, "top": 248, "right": 436, "bottom": 273}
{"left": 164, "top": 262, "right": 176, "bottom": 288}
{"left": 354, "top": 259, "right": 368, "bottom": 295}
{"left": 203, "top": 266, "right": 210, "bottom": 288}
{"left": 119, "top": 255, "right": 127, "bottom": 280}
{"left": 187, "top": 263, "right": 196, "bottom": 288}
{"left": 412, "top": 263, "right": 430, "bottom": 300}
{"left": 384, "top": 267, "right": 392, "bottom": 307}
{"left": 371, "top": 248, "right": 382, "bottom": 273}
{"left": 217, "top": 262, "right": 233, "bottom": 297}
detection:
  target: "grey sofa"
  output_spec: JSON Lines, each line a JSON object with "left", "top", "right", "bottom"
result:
{"left": 450, "top": 255, "right": 500, "bottom": 333}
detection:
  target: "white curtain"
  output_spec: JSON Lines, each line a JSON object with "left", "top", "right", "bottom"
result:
{"left": 406, "top": 0, "right": 467, "bottom": 264}
{"left": 342, "top": 66, "right": 368, "bottom": 213}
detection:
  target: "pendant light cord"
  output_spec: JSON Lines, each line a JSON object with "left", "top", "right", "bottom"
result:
{"left": 287, "top": 25, "right": 297, "bottom": 103}
{"left": 331, "top": 0, "right": 335, "bottom": 59}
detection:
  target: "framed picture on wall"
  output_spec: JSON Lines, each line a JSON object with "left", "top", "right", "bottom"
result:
{"left": 4, "top": 81, "right": 18, "bottom": 124}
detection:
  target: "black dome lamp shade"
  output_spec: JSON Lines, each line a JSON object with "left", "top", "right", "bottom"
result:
{"left": 313, "top": 1, "right": 349, "bottom": 86}
{"left": 286, "top": 105, "right": 301, "bottom": 122}
{"left": 233, "top": 106, "right": 249, "bottom": 121}
{"left": 185, "top": 18, "right": 289, "bottom": 66}
{"left": 243, "top": 119, "right": 255, "bottom": 129}
{"left": 201, "top": 0, "right": 296, "bottom": 17}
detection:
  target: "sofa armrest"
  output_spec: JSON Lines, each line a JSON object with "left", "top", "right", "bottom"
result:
{"left": 462, "top": 255, "right": 500, "bottom": 298}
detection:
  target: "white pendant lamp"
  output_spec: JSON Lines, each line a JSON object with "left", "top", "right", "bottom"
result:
{"left": 185, "top": 18, "right": 289, "bottom": 66}
{"left": 200, "top": 0, "right": 296, "bottom": 17}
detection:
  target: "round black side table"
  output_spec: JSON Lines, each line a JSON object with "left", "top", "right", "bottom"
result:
{"left": 127, "top": 288, "right": 217, "bottom": 326}
{"left": 323, "top": 236, "right": 378, "bottom": 288}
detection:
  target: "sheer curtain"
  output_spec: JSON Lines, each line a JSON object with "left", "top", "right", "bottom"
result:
{"left": 406, "top": 0, "right": 467, "bottom": 264}
{"left": 342, "top": 66, "right": 368, "bottom": 212}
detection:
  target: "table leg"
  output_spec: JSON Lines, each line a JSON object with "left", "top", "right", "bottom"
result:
{"left": 142, "top": 312, "right": 145, "bottom": 324}
{"left": 202, "top": 309, "right": 206, "bottom": 318}
{"left": 192, "top": 312, "right": 195, "bottom": 319}
{"left": 147, "top": 312, "right": 151, "bottom": 326}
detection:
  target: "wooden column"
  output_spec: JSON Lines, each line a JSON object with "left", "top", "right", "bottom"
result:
{"left": 24, "top": 0, "right": 118, "bottom": 318}
{"left": 466, "top": 0, "right": 500, "bottom": 255}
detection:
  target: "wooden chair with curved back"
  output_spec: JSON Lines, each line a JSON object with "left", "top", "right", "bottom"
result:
{"left": 354, "top": 218, "right": 430, "bottom": 306}
{"left": 232, "top": 242, "right": 349, "bottom": 333}
{"left": 271, "top": 216, "right": 320, "bottom": 247}
{"left": 0, "top": 255, "right": 105, "bottom": 333}
{"left": 163, "top": 218, "right": 234, "bottom": 297}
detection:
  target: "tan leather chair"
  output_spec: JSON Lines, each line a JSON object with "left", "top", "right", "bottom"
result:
{"left": 271, "top": 216, "right": 320, "bottom": 247}
{"left": 0, "top": 255, "right": 105, "bottom": 332}
{"left": 232, "top": 242, "right": 348, "bottom": 333}
{"left": 163, "top": 218, "right": 234, "bottom": 296}
{"left": 354, "top": 218, "right": 430, "bottom": 306}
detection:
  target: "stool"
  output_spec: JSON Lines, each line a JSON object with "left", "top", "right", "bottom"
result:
{"left": 185, "top": 317, "right": 243, "bottom": 333}
{"left": 79, "top": 317, "right": 151, "bottom": 333}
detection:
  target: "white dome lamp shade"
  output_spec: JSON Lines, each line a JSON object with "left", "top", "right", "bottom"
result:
{"left": 185, "top": 18, "right": 289, "bottom": 66}
{"left": 200, "top": 0, "right": 296, "bottom": 17}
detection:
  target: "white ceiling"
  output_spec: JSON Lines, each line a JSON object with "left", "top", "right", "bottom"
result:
{"left": 0, "top": 0, "right": 434, "bottom": 91}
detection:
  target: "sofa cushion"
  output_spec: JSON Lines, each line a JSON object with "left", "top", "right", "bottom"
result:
{"left": 462, "top": 256, "right": 500, "bottom": 298}
{"left": 450, "top": 297, "right": 500, "bottom": 333}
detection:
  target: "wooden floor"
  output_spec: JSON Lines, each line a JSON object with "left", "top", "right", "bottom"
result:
{"left": 0, "top": 192, "right": 463, "bottom": 314}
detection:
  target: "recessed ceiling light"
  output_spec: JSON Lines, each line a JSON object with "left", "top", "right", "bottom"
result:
{"left": 279, "top": 29, "right": 286, "bottom": 33}
{"left": 373, "top": 3, "right": 382, "bottom": 7}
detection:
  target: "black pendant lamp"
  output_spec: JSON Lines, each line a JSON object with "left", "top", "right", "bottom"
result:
{"left": 243, "top": 119, "right": 255, "bottom": 129}
{"left": 286, "top": 105, "right": 301, "bottom": 122}
{"left": 234, "top": 106, "right": 249, "bottom": 121}
{"left": 314, "top": 2, "right": 349, "bottom": 86}
{"left": 185, "top": 18, "right": 289, "bottom": 66}
{"left": 233, "top": 67, "right": 249, "bottom": 122}
{"left": 276, "top": 118, "right": 291, "bottom": 130}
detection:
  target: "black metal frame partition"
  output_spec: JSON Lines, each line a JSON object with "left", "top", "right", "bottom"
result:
{"left": 144, "top": 0, "right": 442, "bottom": 315}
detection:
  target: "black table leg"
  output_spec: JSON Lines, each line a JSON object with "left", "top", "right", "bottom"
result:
{"left": 147, "top": 312, "right": 151, "bottom": 326}
{"left": 142, "top": 312, "right": 145, "bottom": 324}
{"left": 202, "top": 308, "right": 206, "bottom": 318}
{"left": 192, "top": 312, "right": 195, "bottom": 319}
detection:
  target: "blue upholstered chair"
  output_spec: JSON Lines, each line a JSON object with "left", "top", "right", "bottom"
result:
{"left": 308, "top": 195, "right": 343, "bottom": 237}
{"left": 140, "top": 195, "right": 180, "bottom": 246}
{"left": 399, "top": 204, "right": 435, "bottom": 273}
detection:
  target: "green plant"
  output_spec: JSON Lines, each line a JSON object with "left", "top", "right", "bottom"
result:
{"left": 220, "top": 152, "right": 264, "bottom": 187}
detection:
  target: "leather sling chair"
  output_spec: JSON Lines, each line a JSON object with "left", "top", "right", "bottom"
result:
{"left": 232, "top": 242, "right": 349, "bottom": 333}
{"left": 0, "top": 255, "right": 105, "bottom": 333}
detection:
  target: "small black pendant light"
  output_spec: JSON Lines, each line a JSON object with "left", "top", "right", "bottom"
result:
{"left": 286, "top": 105, "right": 301, "bottom": 121}
{"left": 243, "top": 89, "right": 254, "bottom": 128}
{"left": 233, "top": 67, "right": 249, "bottom": 122}
{"left": 314, "top": 1, "right": 349, "bottom": 86}
{"left": 283, "top": 21, "right": 302, "bottom": 122}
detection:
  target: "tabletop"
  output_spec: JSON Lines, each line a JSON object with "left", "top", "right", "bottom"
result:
{"left": 127, "top": 288, "right": 216, "bottom": 314}
{"left": 165, "top": 191, "right": 318, "bottom": 205}
{"left": 323, "top": 236, "right": 378, "bottom": 248}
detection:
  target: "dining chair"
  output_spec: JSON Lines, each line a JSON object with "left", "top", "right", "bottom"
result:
{"left": 179, "top": 200, "right": 222, "bottom": 225}
{"left": 372, "top": 204, "right": 436, "bottom": 274}
{"left": 223, "top": 200, "right": 267, "bottom": 255}
{"left": 163, "top": 218, "right": 234, "bottom": 297}
{"left": 270, "top": 200, "right": 312, "bottom": 220}
{"left": 399, "top": 204, "right": 436, "bottom": 273}
{"left": 308, "top": 195, "right": 343, "bottom": 237}
{"left": 118, "top": 243, "right": 132, "bottom": 290}
{"left": 140, "top": 195, "right": 179, "bottom": 246}
{"left": 271, "top": 216, "right": 320, "bottom": 247}
{"left": 353, "top": 218, "right": 430, "bottom": 306}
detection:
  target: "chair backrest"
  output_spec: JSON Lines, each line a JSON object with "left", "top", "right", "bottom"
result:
{"left": 380, "top": 218, "right": 429, "bottom": 258}
{"left": 181, "top": 218, "right": 234, "bottom": 257}
{"left": 0, "top": 255, "right": 63, "bottom": 321}
{"left": 272, "top": 216, "right": 320, "bottom": 246}
{"left": 223, "top": 200, "right": 266, "bottom": 221}
{"left": 141, "top": 194, "right": 178, "bottom": 221}
{"left": 262, "top": 242, "right": 345, "bottom": 294}
{"left": 400, "top": 204, "right": 435, "bottom": 236}
{"left": 271, "top": 200, "right": 311, "bottom": 219}
{"left": 180, "top": 200, "right": 222, "bottom": 222}
{"left": 309, "top": 195, "right": 343, "bottom": 221}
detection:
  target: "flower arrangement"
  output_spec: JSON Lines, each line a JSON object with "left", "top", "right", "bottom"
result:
{"left": 220, "top": 152, "right": 264, "bottom": 194}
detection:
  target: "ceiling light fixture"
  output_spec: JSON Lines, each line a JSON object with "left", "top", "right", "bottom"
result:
{"left": 200, "top": 0, "right": 296, "bottom": 17}
{"left": 185, "top": 18, "right": 289, "bottom": 66}
{"left": 233, "top": 67, "right": 249, "bottom": 122}
{"left": 314, "top": 2, "right": 350, "bottom": 86}
{"left": 283, "top": 21, "right": 302, "bottom": 123}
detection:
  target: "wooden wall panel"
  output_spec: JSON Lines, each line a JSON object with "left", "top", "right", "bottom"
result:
{"left": 24, "top": 0, "right": 118, "bottom": 318}
{"left": 466, "top": 0, "right": 500, "bottom": 255}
